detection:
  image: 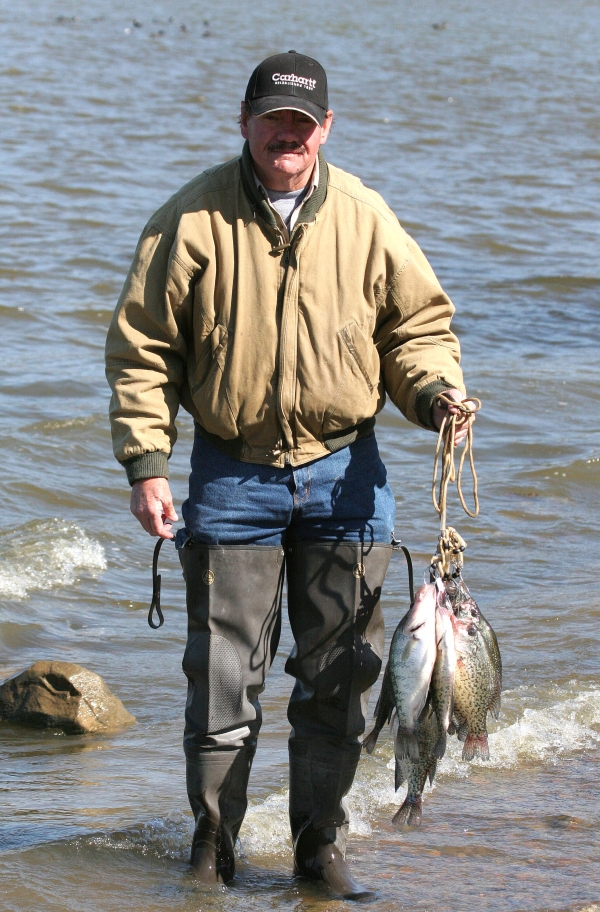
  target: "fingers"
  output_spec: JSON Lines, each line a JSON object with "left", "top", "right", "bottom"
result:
{"left": 453, "top": 423, "right": 469, "bottom": 446}
{"left": 435, "top": 389, "right": 477, "bottom": 446}
{"left": 448, "top": 405, "right": 476, "bottom": 446}
{"left": 130, "top": 478, "right": 178, "bottom": 539}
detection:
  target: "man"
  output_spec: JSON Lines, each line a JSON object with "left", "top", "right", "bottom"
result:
{"left": 106, "top": 51, "right": 470, "bottom": 900}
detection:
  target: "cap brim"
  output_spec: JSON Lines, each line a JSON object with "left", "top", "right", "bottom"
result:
{"left": 249, "top": 95, "right": 326, "bottom": 126}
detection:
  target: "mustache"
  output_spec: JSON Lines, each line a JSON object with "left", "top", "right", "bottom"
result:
{"left": 266, "top": 141, "right": 304, "bottom": 153}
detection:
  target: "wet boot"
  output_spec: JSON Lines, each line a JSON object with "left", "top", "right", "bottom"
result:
{"left": 179, "top": 540, "right": 285, "bottom": 882}
{"left": 187, "top": 746, "right": 254, "bottom": 882}
{"left": 285, "top": 541, "right": 392, "bottom": 901}
{"left": 290, "top": 739, "right": 374, "bottom": 901}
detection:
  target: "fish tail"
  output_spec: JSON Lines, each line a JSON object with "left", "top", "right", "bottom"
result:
{"left": 362, "top": 727, "right": 379, "bottom": 755}
{"left": 392, "top": 796, "right": 423, "bottom": 829}
{"left": 395, "top": 730, "right": 419, "bottom": 761}
{"left": 432, "top": 732, "right": 447, "bottom": 760}
{"left": 462, "top": 733, "right": 490, "bottom": 761}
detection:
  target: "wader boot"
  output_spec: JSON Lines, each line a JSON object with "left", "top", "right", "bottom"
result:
{"left": 285, "top": 541, "right": 392, "bottom": 901}
{"left": 179, "top": 540, "right": 285, "bottom": 882}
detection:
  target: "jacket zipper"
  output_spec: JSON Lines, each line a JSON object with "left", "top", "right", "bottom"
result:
{"left": 276, "top": 227, "right": 303, "bottom": 462}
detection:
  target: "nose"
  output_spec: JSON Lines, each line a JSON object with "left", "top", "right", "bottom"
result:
{"left": 276, "top": 112, "right": 304, "bottom": 139}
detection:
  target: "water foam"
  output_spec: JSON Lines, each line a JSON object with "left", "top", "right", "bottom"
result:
{"left": 79, "top": 685, "right": 600, "bottom": 861}
{"left": 438, "top": 685, "right": 600, "bottom": 777}
{"left": 0, "top": 519, "right": 106, "bottom": 599}
{"left": 240, "top": 684, "right": 600, "bottom": 855}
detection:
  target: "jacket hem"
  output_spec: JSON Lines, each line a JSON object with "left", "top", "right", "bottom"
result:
{"left": 194, "top": 417, "right": 376, "bottom": 464}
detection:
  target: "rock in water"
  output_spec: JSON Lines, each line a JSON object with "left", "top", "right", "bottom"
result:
{"left": 0, "top": 661, "right": 135, "bottom": 734}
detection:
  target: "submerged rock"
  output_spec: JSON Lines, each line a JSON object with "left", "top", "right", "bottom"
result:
{"left": 0, "top": 661, "right": 135, "bottom": 734}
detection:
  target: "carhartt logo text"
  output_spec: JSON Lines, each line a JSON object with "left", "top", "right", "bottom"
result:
{"left": 272, "top": 73, "right": 316, "bottom": 91}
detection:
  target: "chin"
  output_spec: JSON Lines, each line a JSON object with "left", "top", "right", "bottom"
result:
{"left": 271, "top": 156, "right": 305, "bottom": 172}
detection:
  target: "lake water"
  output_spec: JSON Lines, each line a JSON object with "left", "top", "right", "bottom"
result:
{"left": 1, "top": 0, "right": 599, "bottom": 910}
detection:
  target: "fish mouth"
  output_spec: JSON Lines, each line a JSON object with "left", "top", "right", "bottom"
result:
{"left": 408, "top": 620, "right": 426, "bottom": 634}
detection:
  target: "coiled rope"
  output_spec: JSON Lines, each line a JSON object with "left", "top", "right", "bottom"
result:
{"left": 431, "top": 393, "right": 481, "bottom": 578}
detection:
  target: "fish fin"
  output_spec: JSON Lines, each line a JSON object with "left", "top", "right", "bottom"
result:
{"left": 432, "top": 732, "right": 447, "bottom": 760}
{"left": 448, "top": 719, "right": 458, "bottom": 736}
{"left": 395, "top": 730, "right": 419, "bottom": 761}
{"left": 372, "top": 689, "right": 382, "bottom": 720}
{"left": 392, "top": 797, "right": 422, "bottom": 829}
{"left": 421, "top": 699, "right": 435, "bottom": 722}
{"left": 428, "top": 760, "right": 438, "bottom": 786}
{"left": 462, "top": 733, "right": 490, "bottom": 762}
{"left": 362, "top": 727, "right": 379, "bottom": 755}
{"left": 489, "top": 692, "right": 501, "bottom": 721}
{"left": 457, "top": 721, "right": 469, "bottom": 742}
{"left": 394, "top": 758, "right": 406, "bottom": 791}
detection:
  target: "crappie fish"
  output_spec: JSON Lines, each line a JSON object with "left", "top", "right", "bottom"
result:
{"left": 362, "top": 669, "right": 439, "bottom": 828}
{"left": 388, "top": 583, "right": 438, "bottom": 761}
{"left": 450, "top": 607, "right": 501, "bottom": 761}
{"left": 430, "top": 600, "right": 456, "bottom": 759}
{"left": 391, "top": 703, "right": 439, "bottom": 827}
{"left": 457, "top": 596, "right": 502, "bottom": 701}
{"left": 448, "top": 581, "right": 502, "bottom": 731}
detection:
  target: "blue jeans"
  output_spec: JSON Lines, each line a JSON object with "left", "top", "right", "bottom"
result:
{"left": 180, "top": 430, "right": 396, "bottom": 546}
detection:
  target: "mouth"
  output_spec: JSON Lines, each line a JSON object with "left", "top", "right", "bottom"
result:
{"left": 266, "top": 142, "right": 305, "bottom": 154}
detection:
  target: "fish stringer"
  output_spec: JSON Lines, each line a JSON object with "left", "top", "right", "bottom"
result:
{"left": 431, "top": 394, "right": 481, "bottom": 580}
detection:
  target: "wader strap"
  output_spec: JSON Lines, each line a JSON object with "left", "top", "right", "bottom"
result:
{"left": 401, "top": 546, "right": 414, "bottom": 605}
{"left": 148, "top": 537, "right": 166, "bottom": 629}
{"left": 392, "top": 536, "right": 414, "bottom": 605}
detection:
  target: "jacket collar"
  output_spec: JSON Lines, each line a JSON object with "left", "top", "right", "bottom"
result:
{"left": 240, "top": 141, "right": 328, "bottom": 234}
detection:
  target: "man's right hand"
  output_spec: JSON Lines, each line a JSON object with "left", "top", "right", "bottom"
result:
{"left": 130, "top": 477, "right": 178, "bottom": 539}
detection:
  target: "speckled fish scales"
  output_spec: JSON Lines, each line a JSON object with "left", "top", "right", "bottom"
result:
{"left": 450, "top": 601, "right": 501, "bottom": 761}
{"left": 391, "top": 703, "right": 439, "bottom": 827}
{"left": 388, "top": 583, "right": 438, "bottom": 761}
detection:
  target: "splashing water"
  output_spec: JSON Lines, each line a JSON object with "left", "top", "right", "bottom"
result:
{"left": 0, "top": 519, "right": 107, "bottom": 599}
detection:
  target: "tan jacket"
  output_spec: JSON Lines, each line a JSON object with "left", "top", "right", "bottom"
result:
{"left": 106, "top": 145, "right": 464, "bottom": 483}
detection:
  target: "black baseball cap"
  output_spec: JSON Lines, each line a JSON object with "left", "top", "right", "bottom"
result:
{"left": 245, "top": 51, "right": 329, "bottom": 126}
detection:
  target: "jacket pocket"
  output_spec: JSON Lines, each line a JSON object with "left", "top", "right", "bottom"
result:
{"left": 339, "top": 322, "right": 375, "bottom": 394}
{"left": 322, "top": 321, "right": 380, "bottom": 434}
{"left": 190, "top": 325, "right": 238, "bottom": 438}
{"left": 190, "top": 324, "right": 229, "bottom": 397}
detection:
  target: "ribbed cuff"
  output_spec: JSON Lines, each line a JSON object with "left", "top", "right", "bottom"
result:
{"left": 415, "top": 379, "right": 455, "bottom": 430}
{"left": 122, "top": 451, "right": 170, "bottom": 486}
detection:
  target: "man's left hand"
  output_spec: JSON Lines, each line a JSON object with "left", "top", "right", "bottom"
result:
{"left": 431, "top": 388, "right": 476, "bottom": 446}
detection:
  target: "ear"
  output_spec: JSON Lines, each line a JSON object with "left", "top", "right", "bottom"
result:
{"left": 240, "top": 102, "right": 250, "bottom": 139}
{"left": 319, "top": 110, "right": 334, "bottom": 145}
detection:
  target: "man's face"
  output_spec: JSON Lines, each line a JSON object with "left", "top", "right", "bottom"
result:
{"left": 240, "top": 106, "right": 333, "bottom": 191}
